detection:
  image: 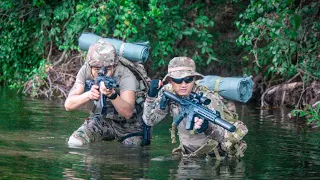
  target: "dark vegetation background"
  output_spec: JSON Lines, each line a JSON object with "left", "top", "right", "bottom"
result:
{"left": 0, "top": 0, "right": 319, "bottom": 120}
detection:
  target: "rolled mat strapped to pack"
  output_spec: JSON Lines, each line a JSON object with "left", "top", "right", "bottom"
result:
{"left": 196, "top": 75, "right": 254, "bottom": 103}
{"left": 78, "top": 32, "right": 149, "bottom": 63}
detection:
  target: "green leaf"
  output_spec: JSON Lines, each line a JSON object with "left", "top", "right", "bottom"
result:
{"left": 182, "top": 29, "right": 192, "bottom": 35}
{"left": 114, "top": 29, "right": 121, "bottom": 37}
{"left": 201, "top": 47, "right": 206, "bottom": 54}
{"left": 206, "top": 57, "right": 212, "bottom": 65}
{"left": 209, "top": 21, "right": 214, "bottom": 27}
{"left": 257, "top": 7, "right": 263, "bottom": 14}
{"left": 293, "top": 15, "right": 301, "bottom": 29}
{"left": 90, "top": 17, "right": 97, "bottom": 24}
{"left": 42, "top": 19, "right": 50, "bottom": 26}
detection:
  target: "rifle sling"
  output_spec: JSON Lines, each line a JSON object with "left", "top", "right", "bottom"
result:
{"left": 120, "top": 132, "right": 143, "bottom": 142}
{"left": 215, "top": 77, "right": 223, "bottom": 92}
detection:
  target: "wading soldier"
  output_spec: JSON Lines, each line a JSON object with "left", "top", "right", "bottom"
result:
{"left": 65, "top": 40, "right": 148, "bottom": 146}
{"left": 143, "top": 57, "right": 248, "bottom": 159}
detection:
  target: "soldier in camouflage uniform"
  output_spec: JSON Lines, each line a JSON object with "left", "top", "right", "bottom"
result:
{"left": 65, "top": 39, "right": 144, "bottom": 146}
{"left": 143, "top": 57, "right": 248, "bottom": 159}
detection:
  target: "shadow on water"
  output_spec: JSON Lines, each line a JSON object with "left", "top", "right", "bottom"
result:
{"left": 0, "top": 87, "right": 319, "bottom": 179}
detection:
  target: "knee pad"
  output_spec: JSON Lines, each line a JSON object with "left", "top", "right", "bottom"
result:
{"left": 68, "top": 136, "right": 85, "bottom": 146}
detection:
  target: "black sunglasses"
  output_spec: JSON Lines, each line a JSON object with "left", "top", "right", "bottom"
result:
{"left": 171, "top": 76, "right": 195, "bottom": 84}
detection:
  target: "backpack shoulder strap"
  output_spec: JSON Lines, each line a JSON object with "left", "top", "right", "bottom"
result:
{"left": 118, "top": 57, "right": 151, "bottom": 90}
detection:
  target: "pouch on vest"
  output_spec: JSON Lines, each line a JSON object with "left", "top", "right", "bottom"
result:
{"left": 221, "top": 120, "right": 248, "bottom": 155}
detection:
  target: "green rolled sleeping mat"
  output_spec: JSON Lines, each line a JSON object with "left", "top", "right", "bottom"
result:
{"left": 78, "top": 32, "right": 150, "bottom": 63}
{"left": 197, "top": 75, "right": 254, "bottom": 103}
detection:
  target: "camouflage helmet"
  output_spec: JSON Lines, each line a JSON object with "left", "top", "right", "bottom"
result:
{"left": 163, "top": 57, "right": 204, "bottom": 82}
{"left": 86, "top": 39, "right": 118, "bottom": 67}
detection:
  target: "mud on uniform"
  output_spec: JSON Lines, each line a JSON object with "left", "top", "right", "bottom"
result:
{"left": 69, "top": 60, "right": 143, "bottom": 145}
{"left": 143, "top": 84, "right": 248, "bottom": 159}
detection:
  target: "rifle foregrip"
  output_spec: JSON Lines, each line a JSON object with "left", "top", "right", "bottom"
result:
{"left": 159, "top": 96, "right": 167, "bottom": 110}
{"left": 214, "top": 117, "right": 236, "bottom": 132}
{"left": 85, "top": 80, "right": 95, "bottom": 92}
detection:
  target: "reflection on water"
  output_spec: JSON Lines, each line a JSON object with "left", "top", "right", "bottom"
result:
{"left": 0, "top": 87, "right": 320, "bottom": 179}
{"left": 63, "top": 143, "right": 153, "bottom": 179}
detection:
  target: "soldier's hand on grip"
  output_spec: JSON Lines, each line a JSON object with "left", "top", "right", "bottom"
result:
{"left": 194, "top": 116, "right": 209, "bottom": 133}
{"left": 88, "top": 85, "right": 100, "bottom": 100}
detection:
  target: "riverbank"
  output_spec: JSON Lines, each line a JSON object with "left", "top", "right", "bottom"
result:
{"left": 252, "top": 74, "right": 320, "bottom": 109}
{"left": 23, "top": 51, "right": 319, "bottom": 112}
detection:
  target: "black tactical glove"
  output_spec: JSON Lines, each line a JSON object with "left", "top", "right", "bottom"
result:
{"left": 195, "top": 119, "right": 209, "bottom": 133}
{"left": 148, "top": 80, "right": 161, "bottom": 97}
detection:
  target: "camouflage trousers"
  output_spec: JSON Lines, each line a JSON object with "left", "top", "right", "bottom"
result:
{"left": 69, "top": 115, "right": 142, "bottom": 145}
{"left": 172, "top": 139, "right": 247, "bottom": 160}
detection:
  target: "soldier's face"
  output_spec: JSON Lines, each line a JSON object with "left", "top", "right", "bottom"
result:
{"left": 91, "top": 67, "right": 101, "bottom": 78}
{"left": 169, "top": 76, "right": 195, "bottom": 96}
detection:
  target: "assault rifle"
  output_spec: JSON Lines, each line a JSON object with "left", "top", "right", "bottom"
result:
{"left": 159, "top": 91, "right": 236, "bottom": 132}
{"left": 85, "top": 66, "right": 119, "bottom": 115}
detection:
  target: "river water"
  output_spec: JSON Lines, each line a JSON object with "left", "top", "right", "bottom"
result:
{"left": 0, "top": 87, "right": 319, "bottom": 179}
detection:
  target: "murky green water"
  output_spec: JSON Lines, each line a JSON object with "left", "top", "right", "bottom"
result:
{"left": 0, "top": 87, "right": 319, "bottom": 179}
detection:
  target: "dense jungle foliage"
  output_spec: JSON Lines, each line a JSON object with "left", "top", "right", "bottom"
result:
{"left": 0, "top": 0, "right": 319, "bottom": 122}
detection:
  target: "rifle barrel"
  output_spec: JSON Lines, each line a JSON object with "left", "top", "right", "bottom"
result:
{"left": 211, "top": 117, "right": 236, "bottom": 132}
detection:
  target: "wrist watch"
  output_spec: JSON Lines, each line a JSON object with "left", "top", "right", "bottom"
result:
{"left": 108, "top": 92, "right": 118, "bottom": 100}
